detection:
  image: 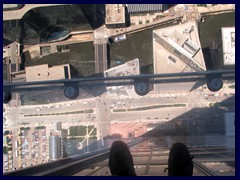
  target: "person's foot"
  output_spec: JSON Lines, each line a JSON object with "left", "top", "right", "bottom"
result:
{"left": 108, "top": 141, "right": 136, "bottom": 176}
{"left": 167, "top": 142, "right": 194, "bottom": 176}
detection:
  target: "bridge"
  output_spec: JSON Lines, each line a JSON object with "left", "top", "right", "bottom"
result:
{"left": 94, "top": 43, "right": 108, "bottom": 74}
{"left": 94, "top": 27, "right": 110, "bottom": 75}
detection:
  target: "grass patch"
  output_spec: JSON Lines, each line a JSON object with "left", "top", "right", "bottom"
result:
{"left": 228, "top": 85, "right": 235, "bottom": 89}
{"left": 127, "top": 104, "right": 186, "bottom": 111}
{"left": 113, "top": 104, "right": 186, "bottom": 112}
{"left": 24, "top": 109, "right": 93, "bottom": 117}
{"left": 3, "top": 146, "right": 8, "bottom": 154}
{"left": 173, "top": 104, "right": 186, "bottom": 107}
{"left": 197, "top": 4, "right": 207, "bottom": 7}
{"left": 69, "top": 126, "right": 87, "bottom": 136}
{"left": 20, "top": 127, "right": 30, "bottom": 131}
{"left": 88, "top": 126, "right": 97, "bottom": 136}
{"left": 113, "top": 109, "right": 127, "bottom": 112}
{"left": 85, "top": 109, "right": 94, "bottom": 113}
{"left": 4, "top": 131, "right": 10, "bottom": 136}
{"left": 35, "top": 126, "right": 46, "bottom": 130}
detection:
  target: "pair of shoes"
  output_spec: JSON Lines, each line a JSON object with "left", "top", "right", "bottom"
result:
{"left": 167, "top": 142, "right": 194, "bottom": 176}
{"left": 108, "top": 141, "right": 136, "bottom": 176}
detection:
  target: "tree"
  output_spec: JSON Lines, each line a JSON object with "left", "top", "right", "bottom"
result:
{"left": 6, "top": 136, "right": 11, "bottom": 144}
{"left": 35, "top": 126, "right": 46, "bottom": 130}
{"left": 3, "top": 146, "right": 8, "bottom": 154}
{"left": 4, "top": 130, "right": 10, "bottom": 136}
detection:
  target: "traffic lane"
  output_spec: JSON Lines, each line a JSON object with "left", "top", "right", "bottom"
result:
{"left": 18, "top": 91, "right": 208, "bottom": 115}
{"left": 8, "top": 108, "right": 20, "bottom": 126}
{"left": 204, "top": 95, "right": 234, "bottom": 102}
{"left": 19, "top": 103, "right": 97, "bottom": 115}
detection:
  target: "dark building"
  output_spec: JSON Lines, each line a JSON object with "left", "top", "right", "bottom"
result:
{"left": 3, "top": 5, "right": 95, "bottom": 45}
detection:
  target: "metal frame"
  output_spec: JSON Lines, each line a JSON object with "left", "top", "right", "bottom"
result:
{"left": 3, "top": 139, "right": 145, "bottom": 176}
{"left": 4, "top": 69, "right": 235, "bottom": 88}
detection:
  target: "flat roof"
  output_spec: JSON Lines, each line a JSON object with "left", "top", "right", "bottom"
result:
{"left": 25, "top": 64, "right": 70, "bottom": 82}
{"left": 104, "top": 59, "right": 140, "bottom": 97}
{"left": 105, "top": 4, "right": 125, "bottom": 25}
{"left": 153, "top": 21, "right": 206, "bottom": 92}
{"left": 104, "top": 58, "right": 139, "bottom": 77}
{"left": 221, "top": 27, "right": 235, "bottom": 65}
{"left": 153, "top": 21, "right": 206, "bottom": 74}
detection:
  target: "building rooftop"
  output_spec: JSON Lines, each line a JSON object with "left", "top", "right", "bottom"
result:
{"left": 104, "top": 59, "right": 140, "bottom": 97}
{"left": 104, "top": 58, "right": 140, "bottom": 77}
{"left": 105, "top": 4, "right": 125, "bottom": 25}
{"left": 153, "top": 21, "right": 206, "bottom": 92}
{"left": 3, "top": 42, "right": 20, "bottom": 64}
{"left": 25, "top": 64, "right": 71, "bottom": 82}
{"left": 221, "top": 27, "right": 235, "bottom": 65}
{"left": 153, "top": 21, "right": 206, "bottom": 74}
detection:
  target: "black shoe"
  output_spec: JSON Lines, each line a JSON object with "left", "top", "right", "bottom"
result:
{"left": 108, "top": 141, "right": 136, "bottom": 176}
{"left": 167, "top": 142, "right": 194, "bottom": 176}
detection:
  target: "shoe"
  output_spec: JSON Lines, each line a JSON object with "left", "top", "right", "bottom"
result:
{"left": 167, "top": 142, "right": 193, "bottom": 176}
{"left": 108, "top": 141, "right": 136, "bottom": 176}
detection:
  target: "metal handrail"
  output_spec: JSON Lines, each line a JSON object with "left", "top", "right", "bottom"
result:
{"left": 4, "top": 69, "right": 235, "bottom": 88}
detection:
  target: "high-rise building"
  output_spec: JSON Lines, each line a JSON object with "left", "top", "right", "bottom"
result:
{"left": 49, "top": 135, "right": 62, "bottom": 161}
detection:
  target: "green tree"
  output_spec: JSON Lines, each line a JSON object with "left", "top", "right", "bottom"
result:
{"left": 6, "top": 136, "right": 11, "bottom": 144}
{"left": 3, "top": 146, "right": 8, "bottom": 154}
{"left": 4, "top": 130, "right": 10, "bottom": 136}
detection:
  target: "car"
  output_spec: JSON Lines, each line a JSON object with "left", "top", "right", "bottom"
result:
{"left": 113, "top": 34, "right": 126, "bottom": 42}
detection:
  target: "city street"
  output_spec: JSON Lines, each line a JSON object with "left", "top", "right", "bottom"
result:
{"left": 5, "top": 89, "right": 234, "bottom": 128}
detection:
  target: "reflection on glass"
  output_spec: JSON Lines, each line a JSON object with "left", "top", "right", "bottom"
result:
{"left": 3, "top": 4, "right": 235, "bottom": 176}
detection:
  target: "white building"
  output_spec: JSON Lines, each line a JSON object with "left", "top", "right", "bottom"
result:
{"left": 222, "top": 27, "right": 235, "bottom": 65}
{"left": 104, "top": 59, "right": 140, "bottom": 97}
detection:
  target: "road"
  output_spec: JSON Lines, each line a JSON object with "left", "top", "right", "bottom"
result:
{"left": 94, "top": 43, "right": 108, "bottom": 74}
{"left": 7, "top": 90, "right": 233, "bottom": 127}
{"left": 94, "top": 25, "right": 109, "bottom": 74}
